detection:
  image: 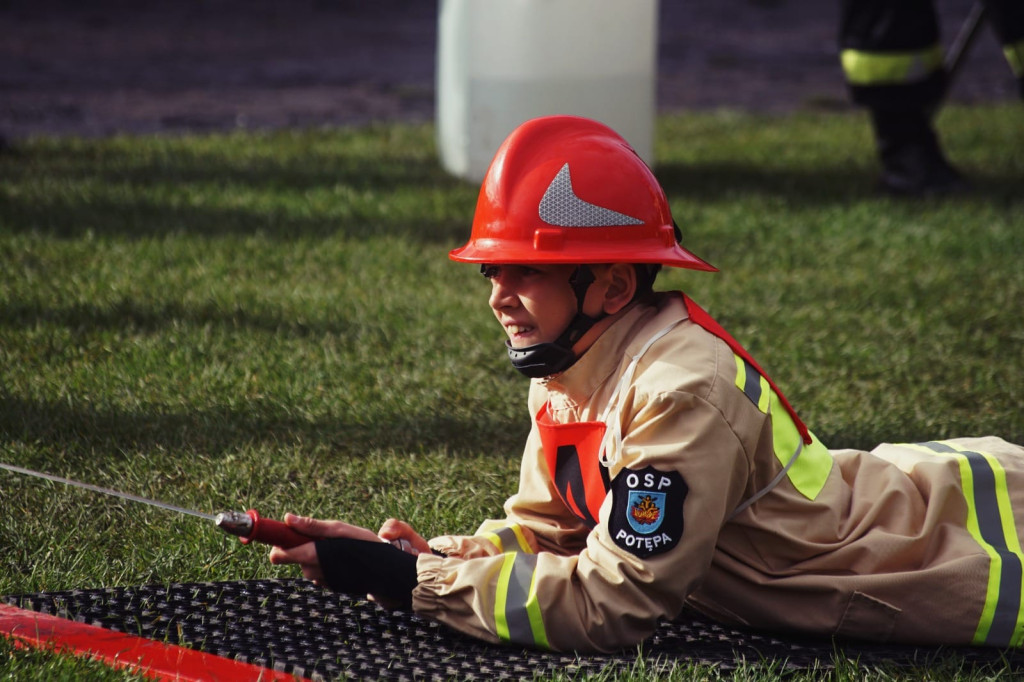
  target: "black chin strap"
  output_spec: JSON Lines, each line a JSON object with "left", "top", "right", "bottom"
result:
{"left": 507, "top": 266, "right": 606, "bottom": 379}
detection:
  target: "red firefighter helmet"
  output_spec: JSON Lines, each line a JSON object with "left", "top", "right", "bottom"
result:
{"left": 449, "top": 115, "right": 716, "bottom": 271}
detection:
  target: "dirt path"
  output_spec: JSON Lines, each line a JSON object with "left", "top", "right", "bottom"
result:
{"left": 1, "top": 0, "right": 1017, "bottom": 139}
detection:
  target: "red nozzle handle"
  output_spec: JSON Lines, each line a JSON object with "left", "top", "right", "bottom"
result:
{"left": 238, "top": 509, "right": 311, "bottom": 548}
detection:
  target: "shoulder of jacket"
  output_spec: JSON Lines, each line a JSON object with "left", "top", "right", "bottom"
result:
{"left": 628, "top": 315, "right": 727, "bottom": 404}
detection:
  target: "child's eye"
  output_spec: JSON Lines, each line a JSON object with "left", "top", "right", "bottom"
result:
{"left": 480, "top": 265, "right": 500, "bottom": 279}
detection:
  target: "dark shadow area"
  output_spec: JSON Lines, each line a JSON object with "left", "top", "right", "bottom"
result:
{"left": 653, "top": 160, "right": 1024, "bottom": 206}
{"left": 6, "top": 150, "right": 1021, "bottom": 244}
{"left": 5, "top": 134, "right": 453, "bottom": 194}
{"left": 0, "top": 189, "right": 471, "bottom": 243}
{"left": 0, "top": 395, "right": 529, "bottom": 462}
{"left": 0, "top": 147, "right": 475, "bottom": 242}
{"left": 0, "top": 299, "right": 359, "bottom": 339}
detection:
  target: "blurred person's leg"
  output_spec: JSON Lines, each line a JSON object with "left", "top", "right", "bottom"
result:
{"left": 982, "top": 0, "right": 1024, "bottom": 98}
{"left": 839, "top": 0, "right": 965, "bottom": 196}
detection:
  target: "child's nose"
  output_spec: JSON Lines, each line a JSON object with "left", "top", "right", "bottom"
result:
{"left": 488, "top": 276, "right": 518, "bottom": 309}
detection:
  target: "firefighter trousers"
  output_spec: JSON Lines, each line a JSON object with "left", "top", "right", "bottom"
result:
{"left": 840, "top": 0, "right": 1024, "bottom": 109}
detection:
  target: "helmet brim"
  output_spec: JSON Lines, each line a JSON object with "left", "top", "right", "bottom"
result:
{"left": 449, "top": 239, "right": 717, "bottom": 272}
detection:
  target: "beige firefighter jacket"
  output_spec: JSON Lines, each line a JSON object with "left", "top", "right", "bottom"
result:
{"left": 412, "top": 291, "right": 1024, "bottom": 652}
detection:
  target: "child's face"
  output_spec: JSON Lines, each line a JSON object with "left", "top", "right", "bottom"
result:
{"left": 483, "top": 264, "right": 582, "bottom": 349}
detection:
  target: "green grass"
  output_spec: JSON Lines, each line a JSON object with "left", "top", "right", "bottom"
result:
{"left": 1, "top": 104, "right": 1022, "bottom": 680}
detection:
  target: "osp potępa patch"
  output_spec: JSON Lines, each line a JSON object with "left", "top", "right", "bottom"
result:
{"left": 609, "top": 465, "right": 687, "bottom": 558}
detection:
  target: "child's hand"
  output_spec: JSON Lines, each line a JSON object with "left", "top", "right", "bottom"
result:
{"left": 268, "top": 513, "right": 384, "bottom": 584}
{"left": 377, "top": 518, "right": 431, "bottom": 556}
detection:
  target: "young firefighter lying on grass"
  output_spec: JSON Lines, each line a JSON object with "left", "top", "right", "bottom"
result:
{"left": 270, "top": 115, "right": 1024, "bottom": 653}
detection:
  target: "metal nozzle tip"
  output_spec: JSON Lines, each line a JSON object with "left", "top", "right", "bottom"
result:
{"left": 214, "top": 510, "right": 253, "bottom": 538}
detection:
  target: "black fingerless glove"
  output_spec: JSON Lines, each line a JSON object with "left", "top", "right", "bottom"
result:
{"left": 314, "top": 537, "right": 419, "bottom": 608}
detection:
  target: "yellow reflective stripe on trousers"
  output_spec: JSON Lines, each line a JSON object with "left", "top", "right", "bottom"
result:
{"left": 494, "top": 552, "right": 549, "bottom": 648}
{"left": 840, "top": 45, "right": 943, "bottom": 85}
{"left": 1005, "top": 39, "right": 1024, "bottom": 77}
{"left": 734, "top": 354, "right": 832, "bottom": 500}
{"left": 483, "top": 524, "right": 532, "bottom": 555}
{"left": 904, "top": 440, "right": 1024, "bottom": 646}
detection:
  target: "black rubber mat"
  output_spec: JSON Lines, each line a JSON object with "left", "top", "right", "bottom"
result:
{"left": 4, "top": 579, "right": 1022, "bottom": 680}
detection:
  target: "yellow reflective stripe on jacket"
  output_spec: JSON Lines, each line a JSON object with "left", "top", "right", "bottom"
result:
{"left": 840, "top": 45, "right": 943, "bottom": 85}
{"left": 494, "top": 552, "right": 550, "bottom": 648}
{"left": 734, "top": 354, "right": 769, "bottom": 412}
{"left": 483, "top": 524, "right": 532, "bottom": 555}
{"left": 768, "top": 391, "right": 831, "bottom": 499}
{"left": 734, "top": 355, "right": 832, "bottom": 500}
{"left": 1005, "top": 39, "right": 1024, "bottom": 77}
{"left": 904, "top": 440, "right": 1024, "bottom": 646}
{"left": 484, "top": 524, "right": 549, "bottom": 647}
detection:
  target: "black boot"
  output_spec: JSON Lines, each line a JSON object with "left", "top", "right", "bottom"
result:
{"left": 870, "top": 108, "right": 968, "bottom": 197}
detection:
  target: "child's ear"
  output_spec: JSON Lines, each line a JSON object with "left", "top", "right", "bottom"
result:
{"left": 602, "top": 264, "right": 637, "bottom": 315}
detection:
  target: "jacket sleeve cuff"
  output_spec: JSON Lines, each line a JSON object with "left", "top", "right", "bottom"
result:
{"left": 428, "top": 533, "right": 506, "bottom": 559}
{"left": 411, "top": 552, "right": 501, "bottom": 645}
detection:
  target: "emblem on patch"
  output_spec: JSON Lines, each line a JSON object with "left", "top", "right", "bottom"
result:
{"left": 609, "top": 465, "right": 687, "bottom": 558}
{"left": 627, "top": 491, "right": 665, "bottom": 534}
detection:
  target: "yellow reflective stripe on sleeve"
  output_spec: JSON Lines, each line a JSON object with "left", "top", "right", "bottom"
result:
{"left": 903, "top": 441, "right": 1024, "bottom": 647}
{"left": 840, "top": 45, "right": 944, "bottom": 85}
{"left": 768, "top": 391, "right": 832, "bottom": 500}
{"left": 493, "top": 553, "right": 515, "bottom": 642}
{"left": 734, "top": 353, "right": 831, "bottom": 501}
{"left": 510, "top": 524, "right": 532, "bottom": 553}
{"left": 1004, "top": 39, "right": 1024, "bottom": 77}
{"left": 483, "top": 532, "right": 503, "bottom": 553}
{"left": 493, "top": 553, "right": 549, "bottom": 648}
{"left": 524, "top": 562, "right": 548, "bottom": 648}
{"left": 734, "top": 355, "right": 770, "bottom": 412}
{"left": 483, "top": 524, "right": 533, "bottom": 555}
